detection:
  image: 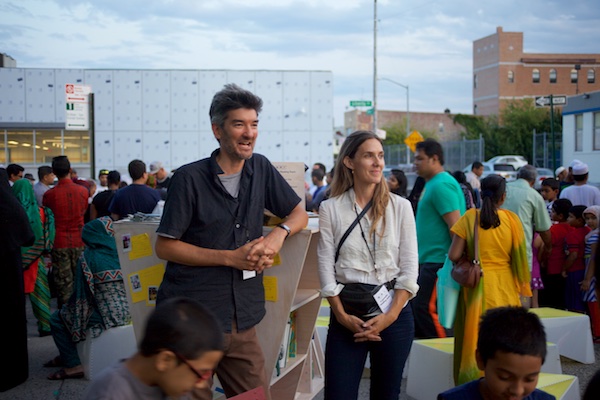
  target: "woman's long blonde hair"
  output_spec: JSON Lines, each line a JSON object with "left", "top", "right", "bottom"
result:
{"left": 329, "top": 130, "right": 389, "bottom": 236}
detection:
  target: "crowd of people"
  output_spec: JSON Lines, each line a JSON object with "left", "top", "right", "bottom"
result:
{"left": 2, "top": 82, "right": 600, "bottom": 399}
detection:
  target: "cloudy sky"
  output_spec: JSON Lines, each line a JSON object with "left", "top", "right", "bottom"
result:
{"left": 2, "top": 0, "right": 599, "bottom": 126}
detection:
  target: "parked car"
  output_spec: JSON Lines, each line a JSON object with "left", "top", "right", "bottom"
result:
{"left": 534, "top": 168, "right": 554, "bottom": 189}
{"left": 462, "top": 162, "right": 516, "bottom": 181}
{"left": 486, "top": 155, "right": 528, "bottom": 170}
{"left": 491, "top": 163, "right": 517, "bottom": 181}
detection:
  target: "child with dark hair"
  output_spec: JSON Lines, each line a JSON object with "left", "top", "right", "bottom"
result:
{"left": 85, "top": 297, "right": 224, "bottom": 399}
{"left": 448, "top": 174, "right": 530, "bottom": 385}
{"left": 563, "top": 205, "right": 591, "bottom": 312}
{"left": 438, "top": 307, "right": 554, "bottom": 400}
{"left": 452, "top": 170, "right": 475, "bottom": 209}
{"left": 388, "top": 169, "right": 408, "bottom": 197}
{"left": 539, "top": 199, "right": 573, "bottom": 309}
{"left": 581, "top": 206, "right": 600, "bottom": 341}
{"left": 540, "top": 178, "right": 560, "bottom": 219}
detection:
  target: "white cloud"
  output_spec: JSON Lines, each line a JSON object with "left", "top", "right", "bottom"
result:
{"left": 1, "top": 0, "right": 599, "bottom": 125}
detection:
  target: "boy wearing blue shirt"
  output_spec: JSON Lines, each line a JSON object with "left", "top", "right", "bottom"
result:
{"left": 438, "top": 307, "right": 555, "bottom": 400}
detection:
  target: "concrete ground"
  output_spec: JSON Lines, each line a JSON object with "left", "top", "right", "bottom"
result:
{"left": 2, "top": 298, "right": 599, "bottom": 400}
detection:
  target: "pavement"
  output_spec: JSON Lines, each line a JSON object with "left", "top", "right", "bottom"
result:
{"left": 2, "top": 298, "right": 600, "bottom": 400}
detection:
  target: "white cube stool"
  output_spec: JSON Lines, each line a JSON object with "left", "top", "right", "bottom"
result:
{"left": 406, "top": 338, "right": 562, "bottom": 400}
{"left": 76, "top": 324, "right": 137, "bottom": 380}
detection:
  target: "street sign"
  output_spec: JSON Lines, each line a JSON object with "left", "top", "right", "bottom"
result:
{"left": 65, "top": 84, "right": 92, "bottom": 130}
{"left": 404, "top": 131, "right": 424, "bottom": 153}
{"left": 350, "top": 100, "right": 372, "bottom": 107}
{"left": 366, "top": 108, "right": 374, "bottom": 115}
{"left": 535, "top": 95, "right": 567, "bottom": 108}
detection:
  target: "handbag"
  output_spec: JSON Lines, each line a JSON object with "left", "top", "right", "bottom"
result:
{"left": 334, "top": 200, "right": 392, "bottom": 318}
{"left": 451, "top": 211, "right": 482, "bottom": 288}
{"left": 338, "top": 280, "right": 396, "bottom": 318}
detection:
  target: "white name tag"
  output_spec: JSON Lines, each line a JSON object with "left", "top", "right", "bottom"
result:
{"left": 374, "top": 286, "right": 394, "bottom": 313}
{"left": 243, "top": 270, "right": 257, "bottom": 280}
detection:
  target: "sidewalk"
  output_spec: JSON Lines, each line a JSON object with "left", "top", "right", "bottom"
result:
{"left": 0, "top": 298, "right": 88, "bottom": 400}
{"left": 2, "top": 297, "right": 599, "bottom": 399}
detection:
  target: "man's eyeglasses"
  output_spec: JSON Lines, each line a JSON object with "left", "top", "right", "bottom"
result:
{"left": 173, "top": 351, "right": 213, "bottom": 382}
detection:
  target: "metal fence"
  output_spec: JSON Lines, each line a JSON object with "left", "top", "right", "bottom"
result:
{"left": 532, "top": 130, "right": 562, "bottom": 170}
{"left": 384, "top": 136, "right": 485, "bottom": 172}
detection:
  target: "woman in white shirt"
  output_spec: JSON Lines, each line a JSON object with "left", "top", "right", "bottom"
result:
{"left": 318, "top": 130, "right": 419, "bottom": 400}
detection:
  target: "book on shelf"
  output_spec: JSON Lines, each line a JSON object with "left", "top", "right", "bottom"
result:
{"left": 288, "top": 310, "right": 297, "bottom": 359}
{"left": 274, "top": 316, "right": 292, "bottom": 377}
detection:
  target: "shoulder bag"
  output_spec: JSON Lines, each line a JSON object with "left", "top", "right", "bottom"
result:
{"left": 451, "top": 211, "right": 482, "bottom": 288}
{"left": 335, "top": 200, "right": 395, "bottom": 319}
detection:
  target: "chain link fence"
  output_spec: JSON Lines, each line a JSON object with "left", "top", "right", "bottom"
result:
{"left": 384, "top": 136, "right": 485, "bottom": 172}
{"left": 532, "top": 130, "right": 562, "bottom": 170}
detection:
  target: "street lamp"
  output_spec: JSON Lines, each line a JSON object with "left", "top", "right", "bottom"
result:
{"left": 378, "top": 77, "right": 410, "bottom": 163}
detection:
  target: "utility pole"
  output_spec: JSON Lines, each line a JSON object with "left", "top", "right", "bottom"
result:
{"left": 373, "top": 0, "right": 378, "bottom": 133}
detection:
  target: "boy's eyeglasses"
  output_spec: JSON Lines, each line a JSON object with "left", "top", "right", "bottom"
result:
{"left": 173, "top": 351, "right": 213, "bottom": 382}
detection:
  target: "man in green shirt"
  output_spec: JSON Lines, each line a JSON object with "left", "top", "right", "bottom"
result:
{"left": 502, "top": 165, "right": 552, "bottom": 272}
{"left": 414, "top": 139, "right": 466, "bottom": 338}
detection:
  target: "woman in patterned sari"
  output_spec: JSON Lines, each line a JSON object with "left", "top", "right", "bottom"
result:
{"left": 46, "top": 216, "right": 131, "bottom": 380}
{"left": 448, "top": 174, "right": 531, "bottom": 385}
{"left": 12, "top": 178, "right": 55, "bottom": 336}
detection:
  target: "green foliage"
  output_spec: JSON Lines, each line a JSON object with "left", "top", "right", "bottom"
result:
{"left": 452, "top": 99, "right": 562, "bottom": 162}
{"left": 381, "top": 121, "right": 406, "bottom": 145}
{"left": 381, "top": 120, "right": 438, "bottom": 145}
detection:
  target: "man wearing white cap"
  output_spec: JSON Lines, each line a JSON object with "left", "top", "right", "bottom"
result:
{"left": 148, "top": 161, "right": 172, "bottom": 190}
{"left": 555, "top": 166, "right": 570, "bottom": 192}
{"left": 559, "top": 162, "right": 600, "bottom": 207}
{"left": 555, "top": 166, "right": 567, "bottom": 181}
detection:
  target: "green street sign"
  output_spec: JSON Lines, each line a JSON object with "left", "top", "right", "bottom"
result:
{"left": 366, "top": 108, "right": 374, "bottom": 115}
{"left": 350, "top": 100, "right": 372, "bottom": 107}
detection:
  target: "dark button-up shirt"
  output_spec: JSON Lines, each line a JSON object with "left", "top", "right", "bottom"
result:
{"left": 156, "top": 150, "right": 300, "bottom": 332}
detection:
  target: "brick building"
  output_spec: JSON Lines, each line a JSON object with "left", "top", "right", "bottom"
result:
{"left": 344, "top": 109, "right": 464, "bottom": 141}
{"left": 473, "top": 27, "right": 600, "bottom": 116}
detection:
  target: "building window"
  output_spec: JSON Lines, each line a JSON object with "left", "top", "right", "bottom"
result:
{"left": 595, "top": 112, "right": 600, "bottom": 151}
{"left": 532, "top": 69, "right": 540, "bottom": 83}
{"left": 474, "top": 104, "right": 478, "bottom": 115}
{"left": 508, "top": 70, "right": 514, "bottom": 83}
{"left": 588, "top": 69, "right": 596, "bottom": 84}
{"left": 575, "top": 114, "right": 583, "bottom": 152}
{"left": 549, "top": 69, "right": 557, "bottom": 84}
{"left": 473, "top": 74, "right": 477, "bottom": 89}
{"left": 1, "top": 128, "right": 90, "bottom": 165}
{"left": 571, "top": 69, "right": 578, "bottom": 84}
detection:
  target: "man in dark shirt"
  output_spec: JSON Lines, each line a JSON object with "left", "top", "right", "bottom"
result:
{"left": 155, "top": 83, "right": 308, "bottom": 400}
{"left": 90, "top": 170, "right": 120, "bottom": 219}
{"left": 109, "top": 160, "right": 160, "bottom": 220}
{"left": 148, "top": 161, "right": 171, "bottom": 190}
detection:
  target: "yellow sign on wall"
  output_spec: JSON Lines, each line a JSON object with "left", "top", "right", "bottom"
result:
{"left": 404, "top": 131, "right": 424, "bottom": 152}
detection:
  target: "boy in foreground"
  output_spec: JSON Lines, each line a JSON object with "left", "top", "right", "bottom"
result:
{"left": 438, "top": 307, "right": 555, "bottom": 400}
{"left": 85, "top": 298, "right": 223, "bottom": 399}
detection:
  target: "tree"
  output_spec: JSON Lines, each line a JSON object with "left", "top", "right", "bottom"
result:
{"left": 381, "top": 121, "right": 407, "bottom": 145}
{"left": 452, "top": 99, "right": 561, "bottom": 162}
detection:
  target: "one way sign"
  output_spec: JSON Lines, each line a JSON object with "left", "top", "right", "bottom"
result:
{"left": 535, "top": 95, "right": 567, "bottom": 107}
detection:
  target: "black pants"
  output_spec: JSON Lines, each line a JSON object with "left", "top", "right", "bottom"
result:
{"left": 413, "top": 262, "right": 453, "bottom": 338}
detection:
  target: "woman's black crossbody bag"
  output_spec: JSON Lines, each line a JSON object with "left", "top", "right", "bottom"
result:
{"left": 334, "top": 200, "right": 395, "bottom": 319}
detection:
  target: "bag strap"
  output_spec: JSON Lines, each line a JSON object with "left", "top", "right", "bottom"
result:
{"left": 335, "top": 200, "right": 372, "bottom": 264}
{"left": 473, "top": 211, "right": 480, "bottom": 263}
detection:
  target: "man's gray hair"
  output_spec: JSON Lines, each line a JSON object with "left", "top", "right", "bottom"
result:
{"left": 517, "top": 164, "right": 537, "bottom": 183}
{"left": 209, "top": 83, "right": 263, "bottom": 127}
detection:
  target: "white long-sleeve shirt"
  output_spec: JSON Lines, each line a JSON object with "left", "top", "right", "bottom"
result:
{"left": 317, "top": 188, "right": 419, "bottom": 299}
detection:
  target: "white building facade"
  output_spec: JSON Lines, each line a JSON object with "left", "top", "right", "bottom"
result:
{"left": 562, "top": 91, "right": 600, "bottom": 182}
{"left": 0, "top": 67, "right": 334, "bottom": 178}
